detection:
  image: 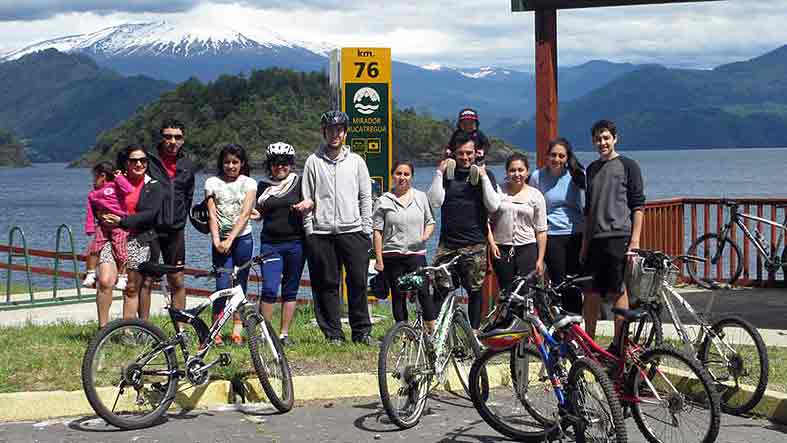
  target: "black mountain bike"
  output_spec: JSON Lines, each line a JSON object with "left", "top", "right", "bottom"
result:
{"left": 81, "top": 256, "right": 293, "bottom": 429}
{"left": 687, "top": 199, "right": 787, "bottom": 288}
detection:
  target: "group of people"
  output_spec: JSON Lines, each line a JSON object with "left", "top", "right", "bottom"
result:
{"left": 82, "top": 107, "right": 645, "bottom": 350}
{"left": 374, "top": 113, "right": 645, "bottom": 351}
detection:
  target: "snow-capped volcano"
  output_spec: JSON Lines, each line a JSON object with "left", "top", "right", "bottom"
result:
{"left": 0, "top": 21, "right": 329, "bottom": 82}
{"left": 1, "top": 21, "right": 317, "bottom": 60}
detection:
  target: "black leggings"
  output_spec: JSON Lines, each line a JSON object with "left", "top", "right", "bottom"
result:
{"left": 492, "top": 243, "right": 538, "bottom": 293}
{"left": 545, "top": 234, "right": 583, "bottom": 314}
{"left": 381, "top": 254, "right": 439, "bottom": 323}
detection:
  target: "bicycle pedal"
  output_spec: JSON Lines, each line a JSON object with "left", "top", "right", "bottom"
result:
{"left": 219, "top": 353, "right": 232, "bottom": 367}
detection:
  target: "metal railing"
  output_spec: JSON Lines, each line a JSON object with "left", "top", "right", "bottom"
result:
{"left": 642, "top": 197, "right": 787, "bottom": 286}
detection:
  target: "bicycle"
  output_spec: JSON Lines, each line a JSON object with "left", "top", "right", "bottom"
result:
{"left": 686, "top": 199, "right": 787, "bottom": 289}
{"left": 470, "top": 273, "right": 628, "bottom": 443}
{"left": 377, "top": 250, "right": 484, "bottom": 429}
{"left": 81, "top": 255, "right": 294, "bottom": 430}
{"left": 630, "top": 248, "right": 769, "bottom": 415}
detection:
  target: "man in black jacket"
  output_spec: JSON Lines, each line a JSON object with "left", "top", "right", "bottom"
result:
{"left": 146, "top": 118, "right": 195, "bottom": 312}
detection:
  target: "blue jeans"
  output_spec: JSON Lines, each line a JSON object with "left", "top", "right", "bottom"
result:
{"left": 260, "top": 240, "right": 305, "bottom": 303}
{"left": 212, "top": 233, "right": 254, "bottom": 316}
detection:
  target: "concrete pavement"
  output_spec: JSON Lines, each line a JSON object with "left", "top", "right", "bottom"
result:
{"left": 1, "top": 395, "right": 785, "bottom": 443}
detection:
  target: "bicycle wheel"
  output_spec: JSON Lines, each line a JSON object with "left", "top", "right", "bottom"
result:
{"left": 699, "top": 315, "right": 768, "bottom": 415}
{"left": 629, "top": 346, "right": 720, "bottom": 443}
{"left": 378, "top": 322, "right": 432, "bottom": 429}
{"left": 630, "top": 305, "right": 664, "bottom": 350}
{"left": 81, "top": 319, "right": 178, "bottom": 429}
{"left": 246, "top": 313, "right": 294, "bottom": 413}
{"left": 510, "top": 342, "right": 560, "bottom": 426}
{"left": 448, "top": 309, "right": 483, "bottom": 397}
{"left": 470, "top": 346, "right": 562, "bottom": 442}
{"left": 568, "top": 357, "right": 627, "bottom": 443}
{"left": 687, "top": 233, "right": 742, "bottom": 289}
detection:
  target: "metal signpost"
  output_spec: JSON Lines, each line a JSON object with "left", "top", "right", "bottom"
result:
{"left": 330, "top": 47, "right": 393, "bottom": 194}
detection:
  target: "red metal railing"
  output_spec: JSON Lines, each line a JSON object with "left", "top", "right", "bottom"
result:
{"left": 643, "top": 197, "right": 787, "bottom": 286}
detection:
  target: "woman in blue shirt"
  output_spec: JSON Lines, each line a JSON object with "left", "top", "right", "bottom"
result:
{"left": 529, "top": 137, "right": 585, "bottom": 314}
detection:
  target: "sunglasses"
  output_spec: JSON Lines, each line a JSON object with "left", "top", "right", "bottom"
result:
{"left": 162, "top": 134, "right": 183, "bottom": 140}
{"left": 128, "top": 157, "right": 148, "bottom": 164}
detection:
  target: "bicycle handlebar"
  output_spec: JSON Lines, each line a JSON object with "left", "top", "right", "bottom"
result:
{"left": 196, "top": 253, "right": 280, "bottom": 279}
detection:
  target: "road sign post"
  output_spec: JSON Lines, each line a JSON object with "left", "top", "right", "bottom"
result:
{"left": 340, "top": 47, "right": 393, "bottom": 194}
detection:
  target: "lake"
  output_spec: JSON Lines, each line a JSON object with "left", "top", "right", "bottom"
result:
{"left": 1, "top": 147, "right": 786, "bottom": 290}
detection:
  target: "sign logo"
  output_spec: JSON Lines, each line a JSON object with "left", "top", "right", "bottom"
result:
{"left": 353, "top": 87, "right": 381, "bottom": 115}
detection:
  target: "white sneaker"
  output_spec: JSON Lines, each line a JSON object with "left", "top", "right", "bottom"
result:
{"left": 115, "top": 274, "right": 128, "bottom": 291}
{"left": 82, "top": 271, "right": 96, "bottom": 288}
{"left": 445, "top": 158, "right": 456, "bottom": 180}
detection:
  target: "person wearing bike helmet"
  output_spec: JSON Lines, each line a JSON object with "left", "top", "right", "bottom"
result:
{"left": 256, "top": 142, "right": 311, "bottom": 347}
{"left": 302, "top": 110, "right": 374, "bottom": 345}
{"left": 443, "top": 108, "right": 491, "bottom": 182}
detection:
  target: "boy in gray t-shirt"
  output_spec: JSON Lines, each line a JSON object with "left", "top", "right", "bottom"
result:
{"left": 580, "top": 120, "right": 645, "bottom": 348}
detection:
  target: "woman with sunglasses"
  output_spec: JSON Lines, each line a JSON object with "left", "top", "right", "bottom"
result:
{"left": 528, "top": 137, "right": 586, "bottom": 314}
{"left": 256, "top": 143, "right": 312, "bottom": 347}
{"left": 101, "top": 145, "right": 165, "bottom": 324}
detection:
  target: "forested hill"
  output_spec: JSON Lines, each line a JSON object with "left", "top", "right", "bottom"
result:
{"left": 0, "top": 128, "right": 29, "bottom": 167}
{"left": 76, "top": 68, "right": 517, "bottom": 169}
{"left": 0, "top": 49, "right": 173, "bottom": 161}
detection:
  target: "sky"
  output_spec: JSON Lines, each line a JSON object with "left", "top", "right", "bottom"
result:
{"left": 1, "top": 1, "right": 786, "bottom": 70}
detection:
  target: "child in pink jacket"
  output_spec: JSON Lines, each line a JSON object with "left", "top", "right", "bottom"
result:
{"left": 85, "top": 161, "right": 133, "bottom": 290}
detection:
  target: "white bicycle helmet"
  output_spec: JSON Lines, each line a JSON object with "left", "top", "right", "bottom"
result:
{"left": 266, "top": 142, "right": 296, "bottom": 158}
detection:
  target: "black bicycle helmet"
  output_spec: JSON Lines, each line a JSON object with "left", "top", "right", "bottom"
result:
{"left": 320, "top": 110, "right": 349, "bottom": 128}
{"left": 189, "top": 199, "right": 210, "bottom": 234}
{"left": 457, "top": 108, "right": 480, "bottom": 128}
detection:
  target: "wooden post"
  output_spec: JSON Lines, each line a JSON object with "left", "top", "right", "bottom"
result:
{"left": 535, "top": 9, "right": 558, "bottom": 168}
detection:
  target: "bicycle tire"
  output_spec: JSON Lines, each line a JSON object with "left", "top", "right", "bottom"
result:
{"left": 246, "top": 314, "right": 294, "bottom": 413}
{"left": 781, "top": 247, "right": 787, "bottom": 279}
{"left": 699, "top": 314, "right": 769, "bottom": 415}
{"left": 629, "top": 346, "right": 720, "bottom": 443}
{"left": 687, "top": 233, "right": 742, "bottom": 289}
{"left": 567, "top": 357, "right": 627, "bottom": 443}
{"left": 509, "top": 342, "right": 560, "bottom": 426}
{"left": 81, "top": 319, "right": 178, "bottom": 429}
{"left": 631, "top": 304, "right": 664, "bottom": 350}
{"left": 378, "top": 322, "right": 432, "bottom": 429}
{"left": 448, "top": 309, "right": 483, "bottom": 397}
{"left": 470, "top": 346, "right": 563, "bottom": 442}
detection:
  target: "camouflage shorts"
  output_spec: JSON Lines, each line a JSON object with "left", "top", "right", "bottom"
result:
{"left": 433, "top": 243, "right": 487, "bottom": 292}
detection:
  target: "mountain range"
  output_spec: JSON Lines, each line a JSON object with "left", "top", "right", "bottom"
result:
{"left": 0, "top": 21, "right": 638, "bottom": 126}
{"left": 491, "top": 45, "right": 787, "bottom": 150}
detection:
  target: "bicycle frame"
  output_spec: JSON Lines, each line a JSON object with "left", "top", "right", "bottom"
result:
{"left": 653, "top": 279, "right": 739, "bottom": 370}
{"left": 719, "top": 205, "right": 787, "bottom": 265}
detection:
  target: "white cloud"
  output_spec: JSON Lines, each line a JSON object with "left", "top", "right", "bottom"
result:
{"left": 2, "top": 0, "right": 787, "bottom": 70}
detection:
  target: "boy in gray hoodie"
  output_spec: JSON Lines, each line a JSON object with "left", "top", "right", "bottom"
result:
{"left": 302, "top": 110, "right": 374, "bottom": 345}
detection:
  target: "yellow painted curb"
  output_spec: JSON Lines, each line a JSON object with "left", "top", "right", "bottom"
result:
{"left": 2, "top": 371, "right": 786, "bottom": 424}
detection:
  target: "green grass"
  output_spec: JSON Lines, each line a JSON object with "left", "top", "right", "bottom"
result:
{"left": 0, "top": 304, "right": 396, "bottom": 394}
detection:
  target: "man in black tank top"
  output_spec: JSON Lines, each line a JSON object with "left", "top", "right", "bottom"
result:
{"left": 427, "top": 132, "right": 498, "bottom": 332}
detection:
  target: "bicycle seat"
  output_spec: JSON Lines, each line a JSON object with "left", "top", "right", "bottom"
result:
{"left": 138, "top": 262, "right": 184, "bottom": 279}
{"left": 611, "top": 307, "right": 649, "bottom": 323}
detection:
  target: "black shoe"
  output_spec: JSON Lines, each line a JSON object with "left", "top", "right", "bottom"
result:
{"left": 352, "top": 334, "right": 375, "bottom": 346}
{"left": 280, "top": 336, "right": 296, "bottom": 347}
